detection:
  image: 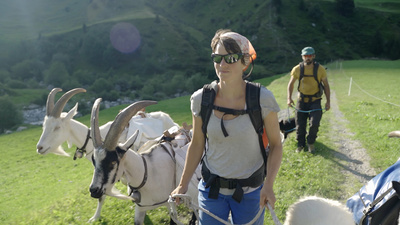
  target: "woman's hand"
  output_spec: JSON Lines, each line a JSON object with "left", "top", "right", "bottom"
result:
{"left": 170, "top": 185, "right": 188, "bottom": 205}
{"left": 260, "top": 184, "right": 276, "bottom": 209}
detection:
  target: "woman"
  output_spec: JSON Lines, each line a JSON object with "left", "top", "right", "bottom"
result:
{"left": 171, "top": 29, "right": 283, "bottom": 224}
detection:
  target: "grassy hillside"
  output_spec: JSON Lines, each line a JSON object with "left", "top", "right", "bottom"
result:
{"left": 1, "top": 60, "right": 399, "bottom": 224}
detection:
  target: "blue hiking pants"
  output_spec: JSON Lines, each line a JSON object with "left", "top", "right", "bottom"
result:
{"left": 198, "top": 180, "right": 265, "bottom": 225}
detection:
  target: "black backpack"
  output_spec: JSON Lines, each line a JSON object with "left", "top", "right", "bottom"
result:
{"left": 200, "top": 80, "right": 268, "bottom": 167}
{"left": 298, "top": 61, "right": 324, "bottom": 99}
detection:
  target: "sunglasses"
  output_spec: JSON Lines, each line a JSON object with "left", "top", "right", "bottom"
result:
{"left": 211, "top": 53, "right": 243, "bottom": 64}
{"left": 303, "top": 54, "right": 314, "bottom": 58}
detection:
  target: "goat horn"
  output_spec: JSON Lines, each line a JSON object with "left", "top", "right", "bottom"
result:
{"left": 104, "top": 100, "right": 157, "bottom": 151}
{"left": 50, "top": 88, "right": 86, "bottom": 118}
{"left": 46, "top": 88, "right": 62, "bottom": 116}
{"left": 91, "top": 98, "right": 103, "bottom": 149}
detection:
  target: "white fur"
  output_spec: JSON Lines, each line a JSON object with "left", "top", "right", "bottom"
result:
{"left": 36, "top": 103, "right": 178, "bottom": 222}
{"left": 90, "top": 129, "right": 197, "bottom": 225}
{"left": 284, "top": 196, "right": 354, "bottom": 225}
{"left": 389, "top": 130, "right": 400, "bottom": 138}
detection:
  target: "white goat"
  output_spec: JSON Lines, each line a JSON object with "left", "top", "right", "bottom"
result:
{"left": 36, "top": 88, "right": 178, "bottom": 159}
{"left": 89, "top": 98, "right": 198, "bottom": 225}
{"left": 36, "top": 88, "right": 178, "bottom": 222}
{"left": 283, "top": 196, "right": 354, "bottom": 225}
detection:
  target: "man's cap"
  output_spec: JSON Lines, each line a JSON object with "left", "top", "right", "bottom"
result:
{"left": 301, "top": 47, "right": 315, "bottom": 55}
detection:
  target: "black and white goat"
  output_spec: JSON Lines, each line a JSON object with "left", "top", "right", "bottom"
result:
{"left": 36, "top": 88, "right": 179, "bottom": 222}
{"left": 89, "top": 98, "right": 198, "bottom": 225}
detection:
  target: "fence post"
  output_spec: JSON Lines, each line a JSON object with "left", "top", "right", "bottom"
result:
{"left": 348, "top": 77, "right": 352, "bottom": 96}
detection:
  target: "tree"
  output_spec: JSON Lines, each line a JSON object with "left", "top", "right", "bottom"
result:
{"left": 370, "top": 31, "right": 384, "bottom": 56}
{"left": 44, "top": 62, "right": 70, "bottom": 87}
{"left": 336, "top": 0, "right": 355, "bottom": 17}
{"left": 11, "top": 59, "right": 45, "bottom": 82}
{"left": 90, "top": 77, "right": 113, "bottom": 95}
{"left": 0, "top": 96, "right": 22, "bottom": 133}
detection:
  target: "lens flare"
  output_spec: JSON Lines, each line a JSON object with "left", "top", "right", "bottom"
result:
{"left": 110, "top": 22, "right": 141, "bottom": 53}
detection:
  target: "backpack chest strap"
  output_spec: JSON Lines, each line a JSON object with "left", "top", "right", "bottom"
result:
{"left": 212, "top": 105, "right": 249, "bottom": 137}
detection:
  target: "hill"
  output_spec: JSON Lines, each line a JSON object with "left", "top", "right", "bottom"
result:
{"left": 0, "top": 0, "right": 399, "bottom": 131}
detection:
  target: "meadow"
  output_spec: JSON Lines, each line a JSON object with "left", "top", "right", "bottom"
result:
{"left": 1, "top": 59, "right": 399, "bottom": 224}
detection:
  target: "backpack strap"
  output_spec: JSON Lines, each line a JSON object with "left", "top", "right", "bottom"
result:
{"left": 200, "top": 81, "right": 267, "bottom": 168}
{"left": 245, "top": 81, "right": 267, "bottom": 170}
{"left": 200, "top": 81, "right": 218, "bottom": 138}
{"left": 298, "top": 62, "right": 322, "bottom": 101}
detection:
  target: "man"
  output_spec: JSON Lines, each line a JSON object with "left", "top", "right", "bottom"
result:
{"left": 287, "top": 47, "right": 330, "bottom": 153}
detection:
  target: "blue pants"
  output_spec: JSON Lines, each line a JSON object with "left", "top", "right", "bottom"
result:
{"left": 198, "top": 180, "right": 265, "bottom": 225}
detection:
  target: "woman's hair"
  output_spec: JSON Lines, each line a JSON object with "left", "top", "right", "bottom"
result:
{"left": 211, "top": 29, "right": 246, "bottom": 65}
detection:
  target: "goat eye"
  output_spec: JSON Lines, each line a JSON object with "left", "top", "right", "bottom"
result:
{"left": 109, "top": 161, "right": 117, "bottom": 169}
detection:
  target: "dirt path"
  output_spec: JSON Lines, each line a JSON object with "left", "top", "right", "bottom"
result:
{"left": 328, "top": 90, "right": 376, "bottom": 200}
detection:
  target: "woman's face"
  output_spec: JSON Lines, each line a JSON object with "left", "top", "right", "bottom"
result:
{"left": 213, "top": 43, "right": 245, "bottom": 82}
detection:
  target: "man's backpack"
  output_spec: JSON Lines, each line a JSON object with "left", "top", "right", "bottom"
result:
{"left": 298, "top": 61, "right": 324, "bottom": 99}
{"left": 200, "top": 80, "right": 268, "bottom": 166}
{"left": 346, "top": 160, "right": 400, "bottom": 225}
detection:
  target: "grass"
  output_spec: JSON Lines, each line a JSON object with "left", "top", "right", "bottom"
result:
{"left": 0, "top": 0, "right": 154, "bottom": 42}
{"left": 1, "top": 59, "right": 400, "bottom": 224}
{"left": 355, "top": 0, "right": 400, "bottom": 13}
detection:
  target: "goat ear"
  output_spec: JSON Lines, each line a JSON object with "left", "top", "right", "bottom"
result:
{"left": 64, "top": 103, "right": 78, "bottom": 121}
{"left": 116, "top": 147, "right": 127, "bottom": 158}
{"left": 122, "top": 130, "right": 139, "bottom": 150}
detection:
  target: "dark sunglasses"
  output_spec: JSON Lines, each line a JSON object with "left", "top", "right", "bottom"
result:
{"left": 211, "top": 53, "right": 243, "bottom": 64}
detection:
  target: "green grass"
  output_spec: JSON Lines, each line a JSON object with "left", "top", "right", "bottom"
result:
{"left": 355, "top": 0, "right": 400, "bottom": 13}
{"left": 326, "top": 59, "right": 400, "bottom": 171}
{"left": 1, "top": 60, "right": 400, "bottom": 224}
{"left": 0, "top": 0, "right": 154, "bottom": 42}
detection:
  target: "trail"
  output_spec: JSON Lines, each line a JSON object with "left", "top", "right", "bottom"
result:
{"left": 327, "top": 90, "right": 376, "bottom": 200}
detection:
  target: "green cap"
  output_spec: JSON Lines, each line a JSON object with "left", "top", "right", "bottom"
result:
{"left": 301, "top": 47, "right": 315, "bottom": 55}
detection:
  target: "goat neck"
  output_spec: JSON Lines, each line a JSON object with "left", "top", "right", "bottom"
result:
{"left": 91, "top": 99, "right": 157, "bottom": 150}
{"left": 48, "top": 88, "right": 86, "bottom": 118}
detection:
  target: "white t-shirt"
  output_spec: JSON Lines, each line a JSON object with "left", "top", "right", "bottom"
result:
{"left": 191, "top": 84, "right": 280, "bottom": 194}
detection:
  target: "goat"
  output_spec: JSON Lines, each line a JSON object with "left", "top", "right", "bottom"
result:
{"left": 389, "top": 131, "right": 400, "bottom": 138}
{"left": 89, "top": 98, "right": 198, "bottom": 225}
{"left": 36, "top": 88, "right": 178, "bottom": 159}
{"left": 283, "top": 196, "right": 354, "bottom": 225}
{"left": 36, "top": 88, "right": 179, "bottom": 222}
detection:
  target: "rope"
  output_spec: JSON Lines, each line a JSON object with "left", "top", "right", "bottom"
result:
{"left": 290, "top": 105, "right": 325, "bottom": 113}
{"left": 339, "top": 65, "right": 400, "bottom": 108}
{"left": 168, "top": 194, "right": 282, "bottom": 225}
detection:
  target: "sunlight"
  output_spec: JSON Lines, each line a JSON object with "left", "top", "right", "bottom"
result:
{"left": 110, "top": 22, "right": 141, "bottom": 53}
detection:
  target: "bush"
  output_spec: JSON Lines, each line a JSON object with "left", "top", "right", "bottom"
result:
{"left": 44, "top": 62, "right": 69, "bottom": 87}
{"left": 7, "top": 80, "right": 28, "bottom": 89}
{"left": 90, "top": 78, "right": 113, "bottom": 95}
{"left": 0, "top": 96, "right": 22, "bottom": 132}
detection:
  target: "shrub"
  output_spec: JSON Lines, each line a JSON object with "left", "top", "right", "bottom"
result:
{"left": 0, "top": 96, "right": 22, "bottom": 132}
{"left": 7, "top": 80, "right": 28, "bottom": 89}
